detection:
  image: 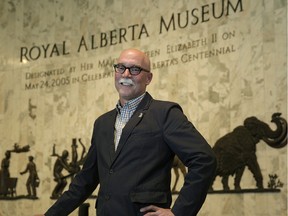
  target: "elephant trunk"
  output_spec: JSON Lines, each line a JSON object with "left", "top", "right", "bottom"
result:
{"left": 262, "top": 113, "right": 287, "bottom": 148}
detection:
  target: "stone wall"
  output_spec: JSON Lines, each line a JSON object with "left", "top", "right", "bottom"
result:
{"left": 0, "top": 0, "right": 287, "bottom": 215}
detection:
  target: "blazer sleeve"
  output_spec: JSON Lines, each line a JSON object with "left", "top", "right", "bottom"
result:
{"left": 162, "top": 104, "right": 217, "bottom": 216}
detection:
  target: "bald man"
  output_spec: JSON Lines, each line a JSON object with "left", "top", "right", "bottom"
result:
{"left": 44, "top": 48, "right": 216, "bottom": 216}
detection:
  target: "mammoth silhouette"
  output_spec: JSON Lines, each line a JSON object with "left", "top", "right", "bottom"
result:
{"left": 210, "top": 113, "right": 287, "bottom": 191}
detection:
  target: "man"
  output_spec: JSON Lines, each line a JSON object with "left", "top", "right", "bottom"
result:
{"left": 50, "top": 150, "right": 74, "bottom": 199}
{"left": 20, "top": 156, "right": 39, "bottom": 198}
{"left": 0, "top": 151, "right": 11, "bottom": 196}
{"left": 43, "top": 48, "right": 217, "bottom": 216}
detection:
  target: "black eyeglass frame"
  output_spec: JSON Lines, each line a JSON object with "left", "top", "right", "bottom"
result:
{"left": 113, "top": 64, "right": 150, "bottom": 75}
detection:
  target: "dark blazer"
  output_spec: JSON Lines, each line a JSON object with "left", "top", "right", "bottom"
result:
{"left": 45, "top": 92, "right": 216, "bottom": 216}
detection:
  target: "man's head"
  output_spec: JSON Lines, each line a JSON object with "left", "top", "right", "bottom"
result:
{"left": 62, "top": 150, "right": 69, "bottom": 159}
{"left": 114, "top": 48, "right": 153, "bottom": 105}
{"left": 5, "top": 151, "right": 11, "bottom": 159}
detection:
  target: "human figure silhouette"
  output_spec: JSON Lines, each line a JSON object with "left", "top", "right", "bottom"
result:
{"left": 20, "top": 156, "right": 39, "bottom": 198}
{"left": 0, "top": 151, "right": 11, "bottom": 196}
{"left": 51, "top": 150, "right": 73, "bottom": 199}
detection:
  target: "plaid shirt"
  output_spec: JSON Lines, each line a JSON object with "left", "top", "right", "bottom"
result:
{"left": 114, "top": 93, "right": 145, "bottom": 150}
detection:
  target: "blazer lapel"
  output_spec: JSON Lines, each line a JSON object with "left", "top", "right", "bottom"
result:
{"left": 108, "top": 110, "right": 118, "bottom": 164}
{"left": 111, "top": 93, "right": 153, "bottom": 164}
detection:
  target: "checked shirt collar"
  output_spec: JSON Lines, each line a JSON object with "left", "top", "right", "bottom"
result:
{"left": 114, "top": 93, "right": 146, "bottom": 150}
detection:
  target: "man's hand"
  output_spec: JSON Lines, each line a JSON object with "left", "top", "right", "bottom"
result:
{"left": 140, "top": 205, "right": 175, "bottom": 216}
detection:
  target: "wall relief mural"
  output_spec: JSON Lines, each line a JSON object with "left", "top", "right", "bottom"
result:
{"left": 209, "top": 112, "right": 287, "bottom": 193}
{"left": 171, "top": 113, "right": 287, "bottom": 194}
{"left": 50, "top": 138, "right": 87, "bottom": 199}
{"left": 0, "top": 113, "right": 286, "bottom": 202}
{"left": 0, "top": 144, "right": 39, "bottom": 200}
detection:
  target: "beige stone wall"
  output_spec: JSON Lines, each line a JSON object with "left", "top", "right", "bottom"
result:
{"left": 0, "top": 0, "right": 287, "bottom": 215}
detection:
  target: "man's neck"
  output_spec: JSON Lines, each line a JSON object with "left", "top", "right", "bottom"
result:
{"left": 119, "top": 92, "right": 146, "bottom": 107}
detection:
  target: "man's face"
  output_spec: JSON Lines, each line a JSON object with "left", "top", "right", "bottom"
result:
{"left": 114, "top": 49, "right": 152, "bottom": 105}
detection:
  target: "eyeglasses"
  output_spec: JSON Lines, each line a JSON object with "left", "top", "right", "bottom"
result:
{"left": 113, "top": 64, "right": 150, "bottom": 75}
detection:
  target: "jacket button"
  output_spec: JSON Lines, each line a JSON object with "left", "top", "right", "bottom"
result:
{"left": 105, "top": 195, "right": 110, "bottom": 200}
{"left": 109, "top": 169, "right": 113, "bottom": 174}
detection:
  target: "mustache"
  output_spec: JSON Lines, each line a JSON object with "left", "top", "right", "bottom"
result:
{"left": 118, "top": 78, "right": 134, "bottom": 85}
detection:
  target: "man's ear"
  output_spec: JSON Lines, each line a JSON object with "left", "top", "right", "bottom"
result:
{"left": 146, "top": 72, "right": 153, "bottom": 85}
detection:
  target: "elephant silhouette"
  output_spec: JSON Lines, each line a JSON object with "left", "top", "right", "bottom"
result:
{"left": 210, "top": 113, "right": 287, "bottom": 191}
